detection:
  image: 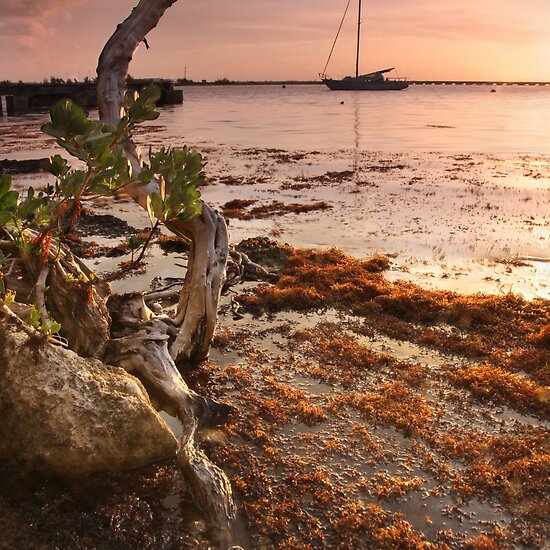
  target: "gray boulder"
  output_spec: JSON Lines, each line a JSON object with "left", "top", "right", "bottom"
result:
{"left": 0, "top": 315, "right": 178, "bottom": 478}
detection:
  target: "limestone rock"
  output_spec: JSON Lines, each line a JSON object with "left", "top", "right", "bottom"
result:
{"left": 0, "top": 315, "right": 178, "bottom": 478}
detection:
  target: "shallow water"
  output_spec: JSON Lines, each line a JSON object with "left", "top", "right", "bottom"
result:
{"left": 2, "top": 84, "right": 550, "bottom": 156}
{"left": 1, "top": 85, "right": 549, "bottom": 299}
{"left": 159, "top": 84, "right": 550, "bottom": 154}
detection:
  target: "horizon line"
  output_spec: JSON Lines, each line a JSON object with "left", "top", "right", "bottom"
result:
{"left": 2, "top": 78, "right": 550, "bottom": 86}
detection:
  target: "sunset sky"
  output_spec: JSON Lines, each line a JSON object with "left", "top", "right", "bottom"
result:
{"left": 1, "top": 0, "right": 549, "bottom": 82}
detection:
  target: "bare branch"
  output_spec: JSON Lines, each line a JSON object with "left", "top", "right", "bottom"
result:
{"left": 35, "top": 264, "right": 51, "bottom": 327}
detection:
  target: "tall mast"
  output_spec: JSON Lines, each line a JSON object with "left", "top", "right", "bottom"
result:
{"left": 355, "top": 0, "right": 362, "bottom": 77}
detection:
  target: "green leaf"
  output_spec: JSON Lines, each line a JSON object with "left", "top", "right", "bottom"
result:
{"left": 127, "top": 84, "right": 161, "bottom": 124}
{"left": 59, "top": 170, "right": 86, "bottom": 197}
{"left": 173, "top": 147, "right": 187, "bottom": 168}
{"left": 139, "top": 84, "right": 162, "bottom": 105}
{"left": 127, "top": 235, "right": 145, "bottom": 250}
{"left": 48, "top": 155, "right": 69, "bottom": 177}
{"left": 29, "top": 306, "right": 41, "bottom": 330}
{"left": 92, "top": 182, "right": 114, "bottom": 196}
{"left": 0, "top": 173, "right": 12, "bottom": 197}
{"left": 0, "top": 190, "right": 19, "bottom": 210}
{"left": 138, "top": 168, "right": 154, "bottom": 185}
{"left": 80, "top": 122, "right": 114, "bottom": 158}
{"left": 170, "top": 170, "right": 187, "bottom": 189}
{"left": 117, "top": 115, "right": 130, "bottom": 134}
{"left": 59, "top": 139, "right": 89, "bottom": 162}
{"left": 42, "top": 99, "right": 92, "bottom": 139}
{"left": 176, "top": 201, "right": 202, "bottom": 222}
{"left": 47, "top": 320, "right": 62, "bottom": 335}
{"left": 149, "top": 192, "right": 164, "bottom": 219}
{"left": 0, "top": 211, "right": 13, "bottom": 225}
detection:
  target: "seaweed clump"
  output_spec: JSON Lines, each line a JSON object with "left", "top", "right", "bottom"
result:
{"left": 222, "top": 200, "right": 332, "bottom": 220}
{"left": 237, "top": 246, "right": 550, "bottom": 392}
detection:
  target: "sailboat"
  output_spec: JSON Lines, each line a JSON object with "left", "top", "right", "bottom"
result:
{"left": 320, "top": 0, "right": 408, "bottom": 91}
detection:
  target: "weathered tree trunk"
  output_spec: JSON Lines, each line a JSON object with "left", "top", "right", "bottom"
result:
{"left": 169, "top": 210, "right": 228, "bottom": 363}
{"left": 104, "top": 297, "right": 236, "bottom": 546}
{"left": 97, "top": 0, "right": 228, "bottom": 364}
{"left": 97, "top": 0, "right": 178, "bottom": 126}
{"left": 96, "top": 1, "right": 235, "bottom": 544}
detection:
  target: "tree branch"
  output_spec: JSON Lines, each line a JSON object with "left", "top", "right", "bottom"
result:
{"left": 97, "top": 0, "right": 229, "bottom": 364}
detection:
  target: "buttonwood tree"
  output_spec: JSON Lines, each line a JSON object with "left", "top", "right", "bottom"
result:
{"left": 97, "top": 0, "right": 229, "bottom": 364}
{"left": 0, "top": 0, "right": 236, "bottom": 545}
{"left": 97, "top": 2, "right": 235, "bottom": 542}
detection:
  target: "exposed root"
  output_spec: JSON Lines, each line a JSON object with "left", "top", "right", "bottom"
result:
{"left": 104, "top": 293, "right": 237, "bottom": 545}
{"left": 224, "top": 248, "right": 279, "bottom": 293}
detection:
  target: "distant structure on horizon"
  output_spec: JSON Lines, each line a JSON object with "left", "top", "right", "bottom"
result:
{"left": 0, "top": 79, "right": 182, "bottom": 115}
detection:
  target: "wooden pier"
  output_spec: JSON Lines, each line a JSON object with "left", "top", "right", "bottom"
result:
{"left": 0, "top": 80, "right": 183, "bottom": 115}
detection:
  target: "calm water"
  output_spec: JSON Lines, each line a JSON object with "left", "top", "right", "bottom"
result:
{"left": 2, "top": 84, "right": 550, "bottom": 157}
{"left": 160, "top": 84, "right": 550, "bottom": 154}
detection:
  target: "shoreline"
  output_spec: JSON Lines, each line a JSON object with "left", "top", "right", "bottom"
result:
{"left": 4, "top": 145, "right": 549, "bottom": 300}
{"left": 3, "top": 79, "right": 550, "bottom": 87}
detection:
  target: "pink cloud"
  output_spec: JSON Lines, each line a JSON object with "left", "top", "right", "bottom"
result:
{"left": 1, "top": 0, "right": 74, "bottom": 18}
{"left": 0, "top": 0, "right": 81, "bottom": 56}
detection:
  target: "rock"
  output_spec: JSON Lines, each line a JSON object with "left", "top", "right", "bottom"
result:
{"left": 0, "top": 314, "right": 178, "bottom": 478}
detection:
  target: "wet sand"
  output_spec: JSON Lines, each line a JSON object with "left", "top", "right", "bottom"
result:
{"left": 172, "top": 245, "right": 549, "bottom": 549}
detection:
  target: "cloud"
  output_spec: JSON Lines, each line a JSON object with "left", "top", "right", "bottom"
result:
{"left": 0, "top": 18, "right": 43, "bottom": 37}
{"left": 0, "top": 0, "right": 83, "bottom": 54}
{"left": 0, "top": 0, "right": 73, "bottom": 18}
{"left": 0, "top": 17, "right": 52, "bottom": 52}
